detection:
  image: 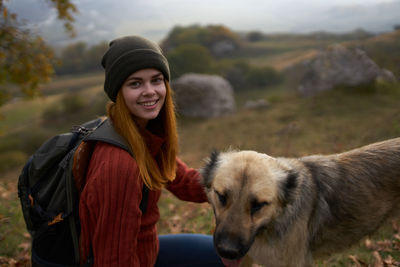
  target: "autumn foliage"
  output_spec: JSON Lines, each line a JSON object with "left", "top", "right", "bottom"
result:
{"left": 0, "top": 0, "right": 77, "bottom": 105}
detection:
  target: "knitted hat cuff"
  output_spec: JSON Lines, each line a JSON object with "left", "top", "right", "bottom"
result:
{"left": 104, "top": 49, "right": 170, "bottom": 102}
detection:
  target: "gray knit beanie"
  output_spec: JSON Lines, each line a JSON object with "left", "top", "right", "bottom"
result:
{"left": 101, "top": 35, "right": 170, "bottom": 102}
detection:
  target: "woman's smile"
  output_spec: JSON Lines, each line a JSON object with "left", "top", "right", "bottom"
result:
{"left": 139, "top": 99, "right": 159, "bottom": 108}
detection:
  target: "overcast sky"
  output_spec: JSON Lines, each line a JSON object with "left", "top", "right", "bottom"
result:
{"left": 8, "top": 0, "right": 400, "bottom": 46}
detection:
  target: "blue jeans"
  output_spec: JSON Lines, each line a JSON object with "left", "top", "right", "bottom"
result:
{"left": 154, "top": 234, "right": 225, "bottom": 267}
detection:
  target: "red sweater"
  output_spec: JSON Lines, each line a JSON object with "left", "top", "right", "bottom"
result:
{"left": 79, "top": 135, "right": 207, "bottom": 266}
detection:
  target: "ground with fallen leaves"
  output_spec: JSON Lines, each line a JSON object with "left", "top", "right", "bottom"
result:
{"left": 0, "top": 171, "right": 31, "bottom": 267}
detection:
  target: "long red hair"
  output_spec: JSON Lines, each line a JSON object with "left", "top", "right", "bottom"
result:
{"left": 106, "top": 81, "right": 178, "bottom": 190}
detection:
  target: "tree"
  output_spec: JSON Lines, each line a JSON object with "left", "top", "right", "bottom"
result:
{"left": 247, "top": 31, "right": 264, "bottom": 42}
{"left": 0, "top": 0, "right": 77, "bottom": 105}
{"left": 54, "top": 41, "right": 108, "bottom": 75}
{"left": 166, "top": 44, "right": 216, "bottom": 79}
{"left": 161, "top": 24, "right": 241, "bottom": 56}
{"left": 55, "top": 42, "right": 87, "bottom": 75}
{"left": 83, "top": 41, "right": 108, "bottom": 73}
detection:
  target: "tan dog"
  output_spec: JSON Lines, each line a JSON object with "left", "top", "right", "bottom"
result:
{"left": 201, "top": 138, "right": 400, "bottom": 267}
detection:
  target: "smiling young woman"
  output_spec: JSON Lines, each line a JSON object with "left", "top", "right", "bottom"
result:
{"left": 78, "top": 35, "right": 224, "bottom": 267}
{"left": 107, "top": 68, "right": 176, "bottom": 191}
{"left": 120, "top": 69, "right": 167, "bottom": 127}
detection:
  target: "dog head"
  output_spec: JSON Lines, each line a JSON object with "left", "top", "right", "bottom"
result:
{"left": 201, "top": 150, "right": 298, "bottom": 262}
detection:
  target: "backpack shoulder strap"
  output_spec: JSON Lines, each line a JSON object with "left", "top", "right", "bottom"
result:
{"left": 79, "top": 118, "right": 149, "bottom": 213}
{"left": 84, "top": 118, "right": 131, "bottom": 154}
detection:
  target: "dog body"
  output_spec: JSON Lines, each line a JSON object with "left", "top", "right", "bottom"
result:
{"left": 201, "top": 138, "right": 400, "bottom": 267}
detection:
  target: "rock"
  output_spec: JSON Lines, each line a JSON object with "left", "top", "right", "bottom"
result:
{"left": 298, "top": 44, "right": 396, "bottom": 96}
{"left": 211, "top": 40, "right": 236, "bottom": 56}
{"left": 377, "top": 69, "right": 397, "bottom": 83}
{"left": 172, "top": 73, "right": 236, "bottom": 118}
{"left": 243, "top": 99, "right": 270, "bottom": 110}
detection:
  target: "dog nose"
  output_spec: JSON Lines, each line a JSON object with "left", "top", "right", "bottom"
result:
{"left": 215, "top": 237, "right": 243, "bottom": 259}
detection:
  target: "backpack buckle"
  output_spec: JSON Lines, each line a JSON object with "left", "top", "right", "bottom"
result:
{"left": 71, "top": 126, "right": 91, "bottom": 135}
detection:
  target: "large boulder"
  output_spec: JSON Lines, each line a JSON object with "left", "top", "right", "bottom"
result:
{"left": 298, "top": 44, "right": 396, "bottom": 96}
{"left": 172, "top": 73, "right": 236, "bottom": 118}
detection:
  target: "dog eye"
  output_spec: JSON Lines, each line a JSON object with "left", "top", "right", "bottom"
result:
{"left": 251, "top": 201, "right": 269, "bottom": 215}
{"left": 215, "top": 191, "right": 227, "bottom": 206}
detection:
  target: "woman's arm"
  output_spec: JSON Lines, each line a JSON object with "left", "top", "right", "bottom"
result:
{"left": 166, "top": 157, "right": 208, "bottom": 203}
{"left": 79, "top": 143, "right": 144, "bottom": 266}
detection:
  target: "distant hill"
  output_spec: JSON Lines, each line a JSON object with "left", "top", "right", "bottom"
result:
{"left": 53, "top": 25, "right": 400, "bottom": 81}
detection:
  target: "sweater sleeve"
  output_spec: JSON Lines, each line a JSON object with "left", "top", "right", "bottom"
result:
{"left": 79, "top": 143, "right": 143, "bottom": 266}
{"left": 166, "top": 157, "right": 208, "bottom": 203}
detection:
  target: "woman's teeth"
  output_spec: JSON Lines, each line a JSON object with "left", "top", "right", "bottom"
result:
{"left": 141, "top": 100, "right": 157, "bottom": 106}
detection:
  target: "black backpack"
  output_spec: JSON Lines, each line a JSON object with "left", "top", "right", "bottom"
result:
{"left": 18, "top": 118, "right": 149, "bottom": 266}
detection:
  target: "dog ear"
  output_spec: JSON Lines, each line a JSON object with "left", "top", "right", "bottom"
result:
{"left": 279, "top": 171, "right": 298, "bottom": 205}
{"left": 200, "top": 150, "right": 220, "bottom": 188}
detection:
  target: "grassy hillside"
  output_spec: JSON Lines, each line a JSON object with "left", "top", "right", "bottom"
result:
{"left": 233, "top": 29, "right": 400, "bottom": 76}
{"left": 1, "top": 30, "right": 400, "bottom": 266}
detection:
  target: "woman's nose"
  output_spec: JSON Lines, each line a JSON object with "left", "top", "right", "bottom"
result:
{"left": 142, "top": 83, "right": 156, "bottom": 96}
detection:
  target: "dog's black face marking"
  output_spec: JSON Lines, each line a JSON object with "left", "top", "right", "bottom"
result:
{"left": 281, "top": 171, "right": 298, "bottom": 204}
{"left": 201, "top": 150, "right": 220, "bottom": 188}
{"left": 286, "top": 171, "right": 298, "bottom": 190}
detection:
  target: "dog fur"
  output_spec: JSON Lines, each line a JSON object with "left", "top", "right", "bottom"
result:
{"left": 201, "top": 138, "right": 400, "bottom": 267}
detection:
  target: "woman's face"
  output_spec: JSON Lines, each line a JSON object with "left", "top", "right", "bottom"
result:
{"left": 121, "top": 68, "right": 167, "bottom": 127}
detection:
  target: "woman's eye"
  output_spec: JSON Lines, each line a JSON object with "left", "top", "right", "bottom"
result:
{"left": 126, "top": 81, "right": 142, "bottom": 88}
{"left": 152, "top": 77, "right": 163, "bottom": 84}
{"left": 128, "top": 81, "right": 141, "bottom": 88}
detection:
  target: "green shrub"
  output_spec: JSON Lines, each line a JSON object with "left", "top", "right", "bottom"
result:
{"left": 222, "top": 61, "right": 283, "bottom": 90}
{"left": 166, "top": 44, "right": 216, "bottom": 78}
{"left": 224, "top": 67, "right": 246, "bottom": 90}
{"left": 162, "top": 24, "right": 241, "bottom": 56}
{"left": 87, "top": 91, "right": 108, "bottom": 117}
{"left": 376, "top": 80, "right": 400, "bottom": 95}
{"left": 61, "top": 93, "right": 86, "bottom": 113}
{"left": 333, "top": 82, "right": 377, "bottom": 95}
{"left": 0, "top": 128, "right": 52, "bottom": 157}
{"left": 245, "top": 66, "right": 283, "bottom": 88}
{"left": 246, "top": 31, "right": 264, "bottom": 42}
{"left": 42, "top": 92, "right": 88, "bottom": 123}
{"left": 0, "top": 136, "right": 21, "bottom": 154}
{"left": 17, "top": 128, "right": 54, "bottom": 154}
{"left": 220, "top": 61, "right": 250, "bottom": 90}
{"left": 0, "top": 151, "right": 27, "bottom": 172}
{"left": 42, "top": 103, "right": 63, "bottom": 122}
